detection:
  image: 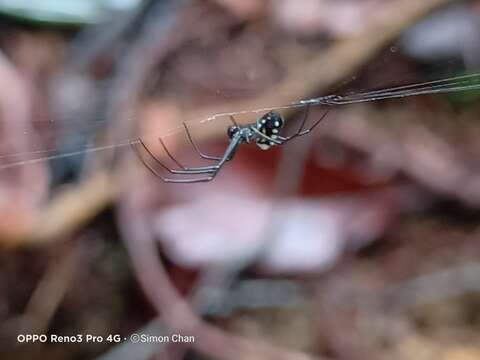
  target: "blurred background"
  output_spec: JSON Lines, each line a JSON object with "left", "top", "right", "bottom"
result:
{"left": 1, "top": 0, "right": 480, "bottom": 359}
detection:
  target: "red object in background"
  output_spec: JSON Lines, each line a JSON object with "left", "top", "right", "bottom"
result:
{"left": 148, "top": 138, "right": 397, "bottom": 274}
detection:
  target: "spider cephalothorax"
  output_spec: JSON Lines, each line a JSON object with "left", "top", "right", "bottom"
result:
{"left": 227, "top": 125, "right": 240, "bottom": 139}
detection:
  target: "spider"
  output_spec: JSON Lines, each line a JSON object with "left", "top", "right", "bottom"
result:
{"left": 131, "top": 105, "right": 330, "bottom": 183}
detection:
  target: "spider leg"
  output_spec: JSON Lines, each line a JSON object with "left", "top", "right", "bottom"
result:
{"left": 138, "top": 138, "right": 218, "bottom": 175}
{"left": 183, "top": 122, "right": 222, "bottom": 161}
{"left": 293, "top": 104, "right": 311, "bottom": 136}
{"left": 131, "top": 133, "right": 243, "bottom": 183}
{"left": 278, "top": 108, "right": 330, "bottom": 142}
{"left": 296, "top": 108, "right": 330, "bottom": 136}
{"left": 130, "top": 140, "right": 216, "bottom": 183}
{"left": 205, "top": 132, "right": 243, "bottom": 178}
{"left": 158, "top": 121, "right": 234, "bottom": 170}
{"left": 277, "top": 105, "right": 310, "bottom": 142}
{"left": 229, "top": 115, "right": 239, "bottom": 127}
{"left": 169, "top": 133, "right": 243, "bottom": 181}
{"left": 158, "top": 137, "right": 186, "bottom": 169}
{"left": 167, "top": 140, "right": 238, "bottom": 182}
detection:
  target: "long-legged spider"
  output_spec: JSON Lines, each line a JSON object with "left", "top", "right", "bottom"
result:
{"left": 131, "top": 105, "right": 330, "bottom": 183}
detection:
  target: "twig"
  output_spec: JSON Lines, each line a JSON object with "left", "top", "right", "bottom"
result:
{"left": 117, "top": 189, "right": 329, "bottom": 360}
{"left": 2, "top": 172, "right": 113, "bottom": 247}
{"left": 0, "top": 241, "right": 81, "bottom": 337}
{"left": 20, "top": 241, "right": 80, "bottom": 333}
{"left": 381, "top": 261, "right": 480, "bottom": 310}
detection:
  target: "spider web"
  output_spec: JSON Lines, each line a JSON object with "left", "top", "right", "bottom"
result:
{"left": 0, "top": 102, "right": 309, "bottom": 171}
{"left": 1, "top": 69, "right": 480, "bottom": 171}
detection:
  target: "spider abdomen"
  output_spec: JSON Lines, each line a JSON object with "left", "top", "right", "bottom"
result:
{"left": 255, "top": 111, "right": 284, "bottom": 150}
